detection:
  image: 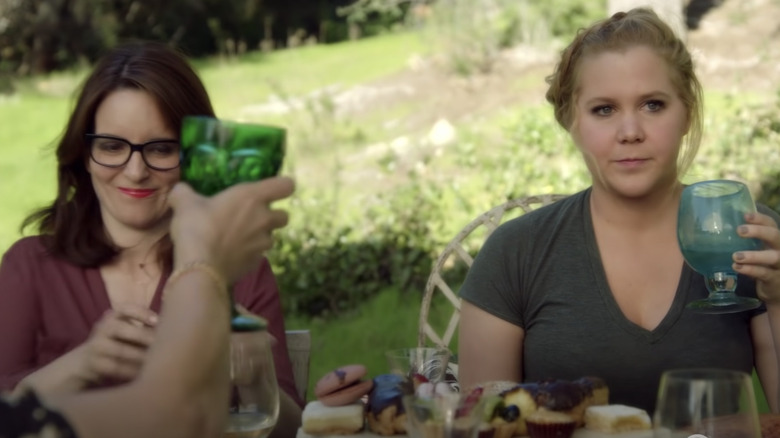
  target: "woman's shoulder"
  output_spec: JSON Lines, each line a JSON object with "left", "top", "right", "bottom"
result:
{"left": 490, "top": 189, "right": 587, "bottom": 237}
{"left": 2, "top": 236, "right": 50, "bottom": 261}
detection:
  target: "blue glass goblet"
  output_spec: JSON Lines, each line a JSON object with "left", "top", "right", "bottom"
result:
{"left": 677, "top": 180, "right": 762, "bottom": 314}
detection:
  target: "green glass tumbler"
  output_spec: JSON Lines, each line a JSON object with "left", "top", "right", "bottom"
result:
{"left": 180, "top": 116, "right": 285, "bottom": 196}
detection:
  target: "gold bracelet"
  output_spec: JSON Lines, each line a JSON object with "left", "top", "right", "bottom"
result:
{"left": 165, "top": 261, "right": 230, "bottom": 302}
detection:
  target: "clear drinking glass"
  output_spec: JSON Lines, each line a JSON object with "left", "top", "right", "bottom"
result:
{"left": 226, "top": 315, "right": 280, "bottom": 438}
{"left": 402, "top": 393, "right": 484, "bottom": 438}
{"left": 677, "top": 179, "right": 762, "bottom": 313}
{"left": 385, "top": 347, "right": 452, "bottom": 383}
{"left": 180, "top": 115, "right": 285, "bottom": 196}
{"left": 653, "top": 369, "right": 760, "bottom": 438}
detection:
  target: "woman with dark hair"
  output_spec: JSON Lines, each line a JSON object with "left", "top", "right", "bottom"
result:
{"left": 0, "top": 41, "right": 302, "bottom": 436}
{"left": 1, "top": 176, "right": 296, "bottom": 438}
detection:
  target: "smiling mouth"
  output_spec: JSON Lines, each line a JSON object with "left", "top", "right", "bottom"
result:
{"left": 119, "top": 188, "right": 156, "bottom": 198}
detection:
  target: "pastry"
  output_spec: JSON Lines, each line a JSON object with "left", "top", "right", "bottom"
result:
{"left": 583, "top": 404, "right": 651, "bottom": 433}
{"left": 301, "top": 401, "right": 365, "bottom": 435}
{"left": 314, "top": 364, "right": 374, "bottom": 407}
{"left": 524, "top": 410, "right": 577, "bottom": 438}
{"left": 366, "top": 374, "right": 407, "bottom": 435}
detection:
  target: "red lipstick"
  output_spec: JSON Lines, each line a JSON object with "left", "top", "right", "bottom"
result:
{"left": 119, "top": 188, "right": 156, "bottom": 199}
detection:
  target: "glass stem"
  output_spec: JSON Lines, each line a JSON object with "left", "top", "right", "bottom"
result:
{"left": 705, "top": 271, "right": 737, "bottom": 294}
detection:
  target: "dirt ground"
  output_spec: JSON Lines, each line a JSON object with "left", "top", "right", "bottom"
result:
{"left": 347, "top": 0, "right": 780, "bottom": 132}
{"left": 292, "top": 0, "right": 780, "bottom": 191}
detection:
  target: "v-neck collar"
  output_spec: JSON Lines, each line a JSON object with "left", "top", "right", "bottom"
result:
{"left": 581, "top": 190, "right": 691, "bottom": 343}
{"left": 88, "top": 266, "right": 168, "bottom": 314}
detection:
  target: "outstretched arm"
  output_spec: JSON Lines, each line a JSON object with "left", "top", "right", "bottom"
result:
{"left": 51, "top": 178, "right": 294, "bottom": 438}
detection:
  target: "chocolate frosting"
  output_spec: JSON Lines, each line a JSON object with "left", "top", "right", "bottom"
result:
{"left": 367, "top": 374, "right": 406, "bottom": 415}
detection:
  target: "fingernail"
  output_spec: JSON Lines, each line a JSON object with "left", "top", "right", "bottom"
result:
{"left": 734, "top": 263, "right": 743, "bottom": 270}
{"left": 738, "top": 225, "right": 748, "bottom": 235}
{"left": 745, "top": 212, "right": 755, "bottom": 221}
{"left": 734, "top": 252, "right": 745, "bottom": 261}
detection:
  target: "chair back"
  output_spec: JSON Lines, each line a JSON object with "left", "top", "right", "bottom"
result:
{"left": 285, "top": 329, "right": 311, "bottom": 402}
{"left": 418, "top": 194, "right": 569, "bottom": 350}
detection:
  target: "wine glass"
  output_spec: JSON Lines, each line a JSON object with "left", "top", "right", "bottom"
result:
{"left": 653, "top": 368, "right": 760, "bottom": 438}
{"left": 385, "top": 347, "right": 452, "bottom": 383}
{"left": 226, "top": 315, "right": 280, "bottom": 438}
{"left": 677, "top": 179, "right": 763, "bottom": 313}
{"left": 402, "top": 393, "right": 484, "bottom": 438}
{"left": 180, "top": 115, "right": 285, "bottom": 196}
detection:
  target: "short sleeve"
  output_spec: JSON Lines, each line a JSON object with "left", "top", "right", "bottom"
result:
{"left": 459, "top": 222, "right": 525, "bottom": 328}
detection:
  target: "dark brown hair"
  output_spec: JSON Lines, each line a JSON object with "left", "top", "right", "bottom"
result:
{"left": 545, "top": 8, "right": 703, "bottom": 175}
{"left": 23, "top": 41, "right": 216, "bottom": 267}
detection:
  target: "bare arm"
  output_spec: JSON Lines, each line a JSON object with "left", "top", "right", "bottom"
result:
{"left": 458, "top": 300, "right": 525, "bottom": 391}
{"left": 15, "top": 304, "right": 158, "bottom": 397}
{"left": 737, "top": 210, "right": 780, "bottom": 412}
{"left": 751, "top": 311, "right": 780, "bottom": 412}
{"left": 56, "top": 268, "right": 232, "bottom": 438}
{"left": 48, "top": 178, "right": 294, "bottom": 438}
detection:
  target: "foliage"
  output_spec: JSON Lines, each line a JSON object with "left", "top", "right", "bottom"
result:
{"left": 421, "top": 0, "right": 605, "bottom": 76}
{"left": 268, "top": 174, "right": 445, "bottom": 318}
{"left": 0, "top": 0, "right": 361, "bottom": 76}
{"left": 337, "top": 0, "right": 420, "bottom": 36}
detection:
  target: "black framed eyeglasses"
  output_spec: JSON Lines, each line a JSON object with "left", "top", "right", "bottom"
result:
{"left": 86, "top": 134, "right": 182, "bottom": 171}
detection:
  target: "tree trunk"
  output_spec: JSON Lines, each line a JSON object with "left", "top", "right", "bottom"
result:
{"left": 608, "top": 0, "right": 686, "bottom": 41}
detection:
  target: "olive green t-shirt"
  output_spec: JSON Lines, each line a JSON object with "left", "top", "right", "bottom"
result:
{"left": 460, "top": 188, "right": 770, "bottom": 414}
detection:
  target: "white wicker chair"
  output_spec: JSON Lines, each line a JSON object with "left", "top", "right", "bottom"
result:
{"left": 418, "top": 194, "right": 569, "bottom": 350}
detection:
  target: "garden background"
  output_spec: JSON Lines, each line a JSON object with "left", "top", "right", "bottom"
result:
{"left": 1, "top": 0, "right": 779, "bottom": 405}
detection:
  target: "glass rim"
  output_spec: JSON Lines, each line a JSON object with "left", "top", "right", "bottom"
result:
{"left": 686, "top": 179, "right": 749, "bottom": 197}
{"left": 181, "top": 115, "right": 286, "bottom": 133}
{"left": 660, "top": 368, "right": 751, "bottom": 382}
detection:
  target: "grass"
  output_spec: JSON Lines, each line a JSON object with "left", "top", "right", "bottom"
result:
{"left": 0, "top": 31, "right": 425, "bottom": 256}
{"left": 1, "top": 26, "right": 778, "bottom": 414}
{"left": 286, "top": 287, "right": 458, "bottom": 401}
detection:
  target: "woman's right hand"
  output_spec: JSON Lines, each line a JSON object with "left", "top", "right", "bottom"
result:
{"left": 75, "top": 303, "right": 157, "bottom": 386}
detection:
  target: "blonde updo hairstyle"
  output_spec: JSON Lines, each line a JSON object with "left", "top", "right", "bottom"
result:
{"left": 545, "top": 7, "right": 703, "bottom": 176}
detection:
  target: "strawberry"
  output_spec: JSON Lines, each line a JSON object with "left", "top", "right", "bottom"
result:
{"left": 456, "top": 387, "right": 483, "bottom": 417}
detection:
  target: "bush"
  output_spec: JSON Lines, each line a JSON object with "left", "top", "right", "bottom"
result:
{"left": 421, "top": 0, "right": 605, "bottom": 76}
{"left": 268, "top": 89, "right": 780, "bottom": 321}
{"left": 269, "top": 174, "right": 446, "bottom": 318}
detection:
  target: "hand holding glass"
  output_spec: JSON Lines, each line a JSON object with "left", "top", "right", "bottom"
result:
{"left": 677, "top": 180, "right": 762, "bottom": 313}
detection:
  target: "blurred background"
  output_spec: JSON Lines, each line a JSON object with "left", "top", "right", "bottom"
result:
{"left": 1, "top": 0, "right": 779, "bottom": 401}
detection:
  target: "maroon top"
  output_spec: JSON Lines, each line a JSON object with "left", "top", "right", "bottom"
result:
{"left": 0, "top": 236, "right": 303, "bottom": 407}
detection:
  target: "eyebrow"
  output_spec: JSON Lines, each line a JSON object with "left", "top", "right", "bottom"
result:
{"left": 582, "top": 91, "right": 674, "bottom": 106}
{"left": 91, "top": 133, "right": 179, "bottom": 142}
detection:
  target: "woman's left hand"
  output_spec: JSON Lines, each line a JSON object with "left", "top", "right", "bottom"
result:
{"left": 733, "top": 211, "right": 780, "bottom": 304}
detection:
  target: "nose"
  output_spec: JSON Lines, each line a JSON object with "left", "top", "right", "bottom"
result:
{"left": 123, "top": 151, "right": 151, "bottom": 181}
{"left": 617, "top": 112, "right": 645, "bottom": 144}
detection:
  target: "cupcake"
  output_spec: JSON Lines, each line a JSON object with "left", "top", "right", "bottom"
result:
{"left": 524, "top": 410, "right": 577, "bottom": 438}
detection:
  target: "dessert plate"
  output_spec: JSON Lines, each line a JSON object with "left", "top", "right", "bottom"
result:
{"left": 296, "top": 428, "right": 653, "bottom": 438}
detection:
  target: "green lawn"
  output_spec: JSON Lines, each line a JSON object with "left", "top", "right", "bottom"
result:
{"left": 0, "top": 31, "right": 425, "bottom": 255}
{"left": 286, "top": 286, "right": 458, "bottom": 401}
{"left": 1, "top": 29, "right": 778, "bottom": 414}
